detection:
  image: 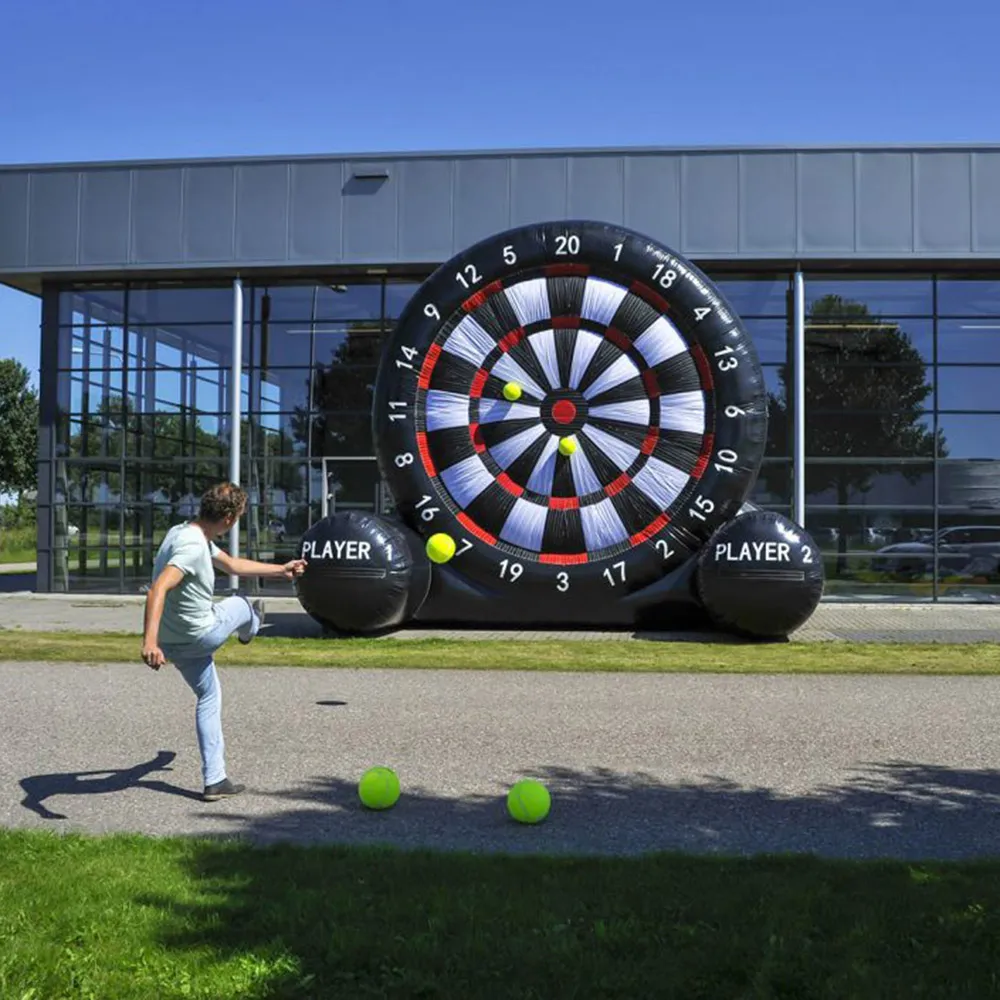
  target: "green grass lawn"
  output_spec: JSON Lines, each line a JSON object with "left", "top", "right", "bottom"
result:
{"left": 1, "top": 829, "right": 999, "bottom": 999}
{"left": 0, "top": 630, "right": 998, "bottom": 672}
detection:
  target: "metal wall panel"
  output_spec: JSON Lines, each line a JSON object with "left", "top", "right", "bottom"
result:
{"left": 623, "top": 155, "right": 680, "bottom": 247}
{"left": 510, "top": 156, "right": 567, "bottom": 228}
{"left": 343, "top": 161, "right": 396, "bottom": 262}
{"left": 682, "top": 154, "right": 738, "bottom": 253}
{"left": 914, "top": 152, "right": 971, "bottom": 253}
{"left": 972, "top": 151, "right": 1000, "bottom": 253}
{"left": 131, "top": 168, "right": 184, "bottom": 263}
{"left": 797, "top": 152, "right": 854, "bottom": 253}
{"left": 398, "top": 159, "right": 453, "bottom": 261}
{"left": 568, "top": 155, "right": 623, "bottom": 225}
{"left": 8, "top": 147, "right": 1000, "bottom": 281}
{"left": 0, "top": 170, "right": 28, "bottom": 269}
{"left": 740, "top": 153, "right": 795, "bottom": 253}
{"left": 856, "top": 152, "right": 913, "bottom": 253}
{"left": 288, "top": 161, "right": 343, "bottom": 262}
{"left": 454, "top": 157, "right": 509, "bottom": 250}
{"left": 27, "top": 171, "right": 79, "bottom": 267}
{"left": 236, "top": 163, "right": 289, "bottom": 261}
{"left": 183, "top": 165, "right": 236, "bottom": 262}
{"left": 80, "top": 169, "right": 130, "bottom": 265}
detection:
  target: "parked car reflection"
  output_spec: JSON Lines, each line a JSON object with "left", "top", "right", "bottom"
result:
{"left": 871, "top": 525, "right": 1000, "bottom": 579}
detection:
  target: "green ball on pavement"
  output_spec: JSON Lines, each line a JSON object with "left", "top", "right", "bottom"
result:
{"left": 502, "top": 381, "right": 523, "bottom": 402}
{"left": 426, "top": 532, "right": 456, "bottom": 564}
{"left": 507, "top": 779, "right": 551, "bottom": 824}
{"left": 358, "top": 766, "right": 400, "bottom": 810}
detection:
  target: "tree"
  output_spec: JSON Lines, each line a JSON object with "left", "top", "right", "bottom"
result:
{"left": 0, "top": 359, "right": 39, "bottom": 498}
{"left": 762, "top": 295, "right": 946, "bottom": 573}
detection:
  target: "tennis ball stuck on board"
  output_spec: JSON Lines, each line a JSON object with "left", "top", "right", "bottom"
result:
{"left": 358, "top": 766, "right": 401, "bottom": 810}
{"left": 558, "top": 435, "right": 577, "bottom": 457}
{"left": 502, "top": 381, "right": 523, "bottom": 402}
{"left": 426, "top": 532, "right": 456, "bottom": 564}
{"left": 507, "top": 779, "right": 551, "bottom": 824}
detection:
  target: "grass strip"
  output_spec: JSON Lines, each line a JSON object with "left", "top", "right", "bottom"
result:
{"left": 2, "top": 829, "right": 1000, "bottom": 999}
{"left": 0, "top": 630, "right": 997, "bottom": 672}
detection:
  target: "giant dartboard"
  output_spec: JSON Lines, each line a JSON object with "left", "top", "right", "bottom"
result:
{"left": 373, "top": 221, "right": 768, "bottom": 616}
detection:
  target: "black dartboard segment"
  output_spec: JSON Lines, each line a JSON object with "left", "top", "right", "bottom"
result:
{"left": 373, "top": 221, "right": 768, "bottom": 611}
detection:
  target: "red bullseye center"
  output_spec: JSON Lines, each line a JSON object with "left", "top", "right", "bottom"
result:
{"left": 551, "top": 400, "right": 577, "bottom": 425}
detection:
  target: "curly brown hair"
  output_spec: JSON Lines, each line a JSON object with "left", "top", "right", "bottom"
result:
{"left": 199, "top": 482, "right": 248, "bottom": 523}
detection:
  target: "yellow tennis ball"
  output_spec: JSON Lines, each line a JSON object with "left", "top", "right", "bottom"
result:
{"left": 558, "top": 435, "right": 577, "bottom": 457}
{"left": 507, "top": 779, "right": 551, "bottom": 824}
{"left": 358, "top": 766, "right": 400, "bottom": 810}
{"left": 426, "top": 532, "right": 456, "bottom": 564}
{"left": 502, "top": 381, "right": 523, "bottom": 402}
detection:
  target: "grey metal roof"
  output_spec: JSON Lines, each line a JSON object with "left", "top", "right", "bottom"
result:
{"left": 3, "top": 144, "right": 1000, "bottom": 293}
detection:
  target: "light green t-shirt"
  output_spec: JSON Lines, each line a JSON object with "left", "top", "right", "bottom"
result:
{"left": 152, "top": 523, "right": 221, "bottom": 645}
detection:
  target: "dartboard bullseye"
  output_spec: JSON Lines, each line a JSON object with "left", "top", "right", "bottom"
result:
{"left": 373, "top": 221, "right": 768, "bottom": 623}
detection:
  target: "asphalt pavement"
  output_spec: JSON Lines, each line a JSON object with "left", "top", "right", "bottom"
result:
{"left": 3, "top": 661, "right": 1000, "bottom": 859}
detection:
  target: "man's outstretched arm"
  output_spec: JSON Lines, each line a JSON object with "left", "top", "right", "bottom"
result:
{"left": 212, "top": 550, "right": 306, "bottom": 580}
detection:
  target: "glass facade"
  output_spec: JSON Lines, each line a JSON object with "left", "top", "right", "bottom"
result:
{"left": 39, "top": 272, "right": 1000, "bottom": 602}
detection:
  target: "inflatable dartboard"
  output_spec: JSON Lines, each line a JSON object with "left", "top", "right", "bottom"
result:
{"left": 373, "top": 221, "right": 768, "bottom": 623}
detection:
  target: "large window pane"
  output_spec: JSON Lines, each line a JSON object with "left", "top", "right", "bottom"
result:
{"left": 937, "top": 367, "right": 1000, "bottom": 411}
{"left": 938, "top": 320, "right": 1000, "bottom": 363}
{"left": 252, "top": 415, "right": 310, "bottom": 458}
{"left": 258, "top": 283, "right": 382, "bottom": 322}
{"left": 385, "top": 282, "right": 421, "bottom": 319}
{"left": 805, "top": 461, "right": 934, "bottom": 506}
{"left": 935, "top": 511, "right": 1000, "bottom": 601}
{"left": 937, "top": 416, "right": 1000, "bottom": 459}
{"left": 253, "top": 369, "right": 311, "bottom": 415}
{"left": 128, "top": 286, "right": 233, "bottom": 325}
{"left": 805, "top": 277, "right": 933, "bottom": 316}
{"left": 752, "top": 462, "right": 790, "bottom": 505}
{"left": 804, "top": 411, "right": 935, "bottom": 460}
{"left": 59, "top": 288, "right": 126, "bottom": 326}
{"left": 939, "top": 460, "right": 1000, "bottom": 508}
{"left": 805, "top": 509, "right": 936, "bottom": 602}
{"left": 310, "top": 413, "right": 375, "bottom": 456}
{"left": 312, "top": 364, "right": 376, "bottom": 415}
{"left": 744, "top": 319, "right": 788, "bottom": 364}
{"left": 712, "top": 276, "right": 790, "bottom": 317}
{"left": 937, "top": 280, "right": 1000, "bottom": 317}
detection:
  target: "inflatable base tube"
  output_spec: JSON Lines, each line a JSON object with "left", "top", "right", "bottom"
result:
{"left": 695, "top": 511, "right": 825, "bottom": 638}
{"left": 296, "top": 512, "right": 431, "bottom": 635}
{"left": 413, "top": 554, "right": 704, "bottom": 627}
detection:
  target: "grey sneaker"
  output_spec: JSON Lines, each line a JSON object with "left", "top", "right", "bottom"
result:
{"left": 238, "top": 599, "right": 265, "bottom": 645}
{"left": 203, "top": 778, "right": 246, "bottom": 802}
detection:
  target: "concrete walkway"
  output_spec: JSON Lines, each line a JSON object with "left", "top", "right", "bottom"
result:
{"left": 0, "top": 591, "right": 997, "bottom": 642}
{"left": 3, "top": 662, "right": 1000, "bottom": 859}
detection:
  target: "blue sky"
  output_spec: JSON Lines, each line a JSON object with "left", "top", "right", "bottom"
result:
{"left": 3, "top": 0, "right": 1000, "bottom": 384}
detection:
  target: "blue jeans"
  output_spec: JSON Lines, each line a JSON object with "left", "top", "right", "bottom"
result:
{"left": 161, "top": 596, "right": 260, "bottom": 787}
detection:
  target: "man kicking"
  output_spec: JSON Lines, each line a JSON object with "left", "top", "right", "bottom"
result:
{"left": 141, "top": 482, "right": 306, "bottom": 801}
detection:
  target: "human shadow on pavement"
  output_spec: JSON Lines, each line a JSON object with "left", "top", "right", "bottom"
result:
{"left": 193, "top": 759, "right": 1000, "bottom": 861}
{"left": 19, "top": 749, "right": 202, "bottom": 820}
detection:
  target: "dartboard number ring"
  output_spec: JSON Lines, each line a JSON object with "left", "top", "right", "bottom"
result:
{"left": 373, "top": 220, "right": 767, "bottom": 605}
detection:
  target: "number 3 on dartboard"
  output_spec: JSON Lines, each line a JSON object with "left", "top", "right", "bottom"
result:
{"left": 556, "top": 572, "right": 569, "bottom": 593}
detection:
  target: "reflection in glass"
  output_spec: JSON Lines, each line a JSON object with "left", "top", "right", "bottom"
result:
{"left": 804, "top": 277, "right": 933, "bottom": 316}
{"left": 938, "top": 320, "right": 1000, "bottom": 362}
{"left": 258, "top": 284, "right": 382, "bottom": 323}
{"left": 806, "top": 462, "right": 934, "bottom": 506}
{"left": 59, "top": 288, "right": 126, "bottom": 326}
{"left": 936, "top": 416, "right": 1000, "bottom": 459}
{"left": 384, "top": 282, "right": 421, "bottom": 319}
{"left": 937, "top": 280, "right": 1000, "bottom": 317}
{"left": 128, "top": 286, "right": 233, "bottom": 325}
{"left": 937, "top": 367, "right": 1000, "bottom": 411}
{"left": 711, "top": 276, "right": 790, "bottom": 316}
{"left": 743, "top": 319, "right": 789, "bottom": 364}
